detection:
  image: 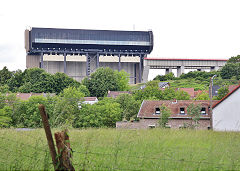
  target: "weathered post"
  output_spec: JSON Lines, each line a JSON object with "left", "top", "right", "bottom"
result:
{"left": 55, "top": 130, "right": 75, "bottom": 171}
{"left": 38, "top": 104, "right": 58, "bottom": 170}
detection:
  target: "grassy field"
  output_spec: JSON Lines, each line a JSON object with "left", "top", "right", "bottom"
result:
{"left": 1, "top": 128, "right": 240, "bottom": 170}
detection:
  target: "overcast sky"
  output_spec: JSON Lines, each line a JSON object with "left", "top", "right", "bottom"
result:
{"left": 0, "top": 0, "right": 240, "bottom": 72}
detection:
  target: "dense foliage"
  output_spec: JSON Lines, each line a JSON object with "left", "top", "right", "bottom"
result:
{"left": 158, "top": 104, "right": 171, "bottom": 128}
{"left": 132, "top": 84, "right": 190, "bottom": 101}
{"left": 0, "top": 67, "right": 80, "bottom": 94}
{"left": 83, "top": 67, "right": 130, "bottom": 97}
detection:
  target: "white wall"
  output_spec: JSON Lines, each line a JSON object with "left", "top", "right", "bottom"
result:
{"left": 213, "top": 88, "right": 240, "bottom": 131}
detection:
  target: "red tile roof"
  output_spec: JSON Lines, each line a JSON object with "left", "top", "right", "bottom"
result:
{"left": 213, "top": 84, "right": 240, "bottom": 109}
{"left": 138, "top": 100, "right": 219, "bottom": 119}
{"left": 228, "top": 85, "right": 239, "bottom": 93}
{"left": 83, "top": 97, "right": 98, "bottom": 101}
{"left": 144, "top": 58, "right": 228, "bottom": 61}
{"left": 14, "top": 93, "right": 55, "bottom": 100}
{"left": 107, "top": 91, "right": 131, "bottom": 98}
{"left": 179, "top": 88, "right": 195, "bottom": 98}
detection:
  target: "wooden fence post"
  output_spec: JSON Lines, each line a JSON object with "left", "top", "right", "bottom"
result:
{"left": 55, "top": 130, "right": 75, "bottom": 171}
{"left": 38, "top": 104, "right": 59, "bottom": 171}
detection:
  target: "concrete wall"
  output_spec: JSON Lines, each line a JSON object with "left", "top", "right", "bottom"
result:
{"left": 27, "top": 54, "right": 140, "bottom": 84}
{"left": 213, "top": 88, "right": 240, "bottom": 131}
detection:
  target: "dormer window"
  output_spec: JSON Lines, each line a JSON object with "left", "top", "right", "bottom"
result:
{"left": 155, "top": 108, "right": 160, "bottom": 115}
{"left": 180, "top": 107, "right": 185, "bottom": 114}
{"left": 201, "top": 108, "right": 206, "bottom": 115}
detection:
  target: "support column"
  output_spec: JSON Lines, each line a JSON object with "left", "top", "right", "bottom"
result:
{"left": 142, "top": 66, "right": 150, "bottom": 83}
{"left": 134, "top": 63, "right": 137, "bottom": 84}
{"left": 139, "top": 55, "right": 143, "bottom": 83}
{"left": 86, "top": 53, "right": 90, "bottom": 76}
{"left": 165, "top": 68, "right": 172, "bottom": 75}
{"left": 64, "top": 53, "right": 67, "bottom": 74}
{"left": 210, "top": 66, "right": 219, "bottom": 71}
{"left": 96, "top": 53, "right": 99, "bottom": 69}
{"left": 40, "top": 52, "right": 44, "bottom": 69}
{"left": 177, "top": 65, "right": 184, "bottom": 77}
{"left": 118, "top": 54, "right": 121, "bottom": 72}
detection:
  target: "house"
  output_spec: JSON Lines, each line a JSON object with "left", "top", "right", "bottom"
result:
{"left": 116, "top": 100, "right": 218, "bottom": 129}
{"left": 212, "top": 85, "right": 221, "bottom": 97}
{"left": 82, "top": 97, "right": 98, "bottom": 105}
{"left": 178, "top": 88, "right": 195, "bottom": 98}
{"left": 213, "top": 84, "right": 240, "bottom": 131}
{"left": 14, "top": 93, "right": 55, "bottom": 100}
{"left": 158, "top": 82, "right": 170, "bottom": 88}
{"left": 211, "top": 84, "right": 238, "bottom": 97}
{"left": 107, "top": 91, "right": 131, "bottom": 98}
{"left": 78, "top": 97, "right": 98, "bottom": 108}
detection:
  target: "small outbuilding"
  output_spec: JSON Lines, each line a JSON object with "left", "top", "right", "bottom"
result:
{"left": 213, "top": 84, "right": 240, "bottom": 131}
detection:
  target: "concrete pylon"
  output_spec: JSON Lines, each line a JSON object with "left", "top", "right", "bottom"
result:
{"left": 142, "top": 66, "right": 150, "bottom": 83}
{"left": 210, "top": 66, "right": 220, "bottom": 71}
{"left": 165, "top": 68, "right": 173, "bottom": 75}
{"left": 177, "top": 65, "right": 184, "bottom": 77}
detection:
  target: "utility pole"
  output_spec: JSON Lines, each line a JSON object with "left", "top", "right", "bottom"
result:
{"left": 209, "top": 77, "right": 213, "bottom": 130}
{"left": 209, "top": 75, "right": 217, "bottom": 130}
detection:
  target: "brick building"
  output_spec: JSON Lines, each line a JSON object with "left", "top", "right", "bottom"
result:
{"left": 116, "top": 100, "right": 218, "bottom": 129}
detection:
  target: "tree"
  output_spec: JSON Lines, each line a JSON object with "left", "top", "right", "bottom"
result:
{"left": 115, "top": 94, "right": 141, "bottom": 121}
{"left": 175, "top": 90, "right": 190, "bottom": 100}
{"left": 12, "top": 95, "right": 48, "bottom": 128}
{"left": 7, "top": 69, "right": 24, "bottom": 92}
{"left": 16, "top": 68, "right": 80, "bottom": 94}
{"left": 115, "top": 70, "right": 130, "bottom": 91}
{"left": 52, "top": 72, "right": 80, "bottom": 94}
{"left": 186, "top": 103, "right": 201, "bottom": 129}
{"left": 227, "top": 55, "right": 240, "bottom": 63}
{"left": 220, "top": 63, "right": 240, "bottom": 79}
{"left": 0, "top": 66, "right": 12, "bottom": 86}
{"left": 132, "top": 86, "right": 163, "bottom": 101}
{"left": 77, "top": 85, "right": 90, "bottom": 97}
{"left": 195, "top": 92, "right": 210, "bottom": 100}
{"left": 74, "top": 97, "right": 122, "bottom": 128}
{"left": 158, "top": 104, "right": 171, "bottom": 128}
{"left": 0, "top": 106, "right": 12, "bottom": 127}
{"left": 52, "top": 87, "right": 84, "bottom": 127}
{"left": 0, "top": 85, "right": 10, "bottom": 93}
{"left": 216, "top": 86, "right": 229, "bottom": 100}
{"left": 162, "top": 88, "right": 176, "bottom": 100}
{"left": 153, "top": 72, "right": 175, "bottom": 81}
{"left": 84, "top": 67, "right": 126, "bottom": 97}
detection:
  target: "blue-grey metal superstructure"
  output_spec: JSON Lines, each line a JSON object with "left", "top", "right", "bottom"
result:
{"left": 25, "top": 27, "right": 153, "bottom": 83}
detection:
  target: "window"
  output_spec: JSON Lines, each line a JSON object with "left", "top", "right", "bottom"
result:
{"left": 155, "top": 108, "right": 160, "bottom": 115}
{"left": 148, "top": 125, "right": 156, "bottom": 128}
{"left": 201, "top": 108, "right": 206, "bottom": 115}
{"left": 180, "top": 107, "right": 185, "bottom": 114}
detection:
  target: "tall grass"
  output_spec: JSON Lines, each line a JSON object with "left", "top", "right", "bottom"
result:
{"left": 1, "top": 128, "right": 240, "bottom": 170}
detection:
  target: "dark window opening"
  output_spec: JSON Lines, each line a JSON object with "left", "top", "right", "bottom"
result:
{"left": 180, "top": 107, "right": 185, "bottom": 114}
{"left": 155, "top": 108, "right": 160, "bottom": 115}
{"left": 201, "top": 108, "right": 206, "bottom": 115}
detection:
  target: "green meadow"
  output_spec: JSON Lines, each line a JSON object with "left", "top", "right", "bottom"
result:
{"left": 1, "top": 128, "right": 240, "bottom": 170}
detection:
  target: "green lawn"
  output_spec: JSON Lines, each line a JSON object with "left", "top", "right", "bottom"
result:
{"left": 1, "top": 128, "right": 240, "bottom": 170}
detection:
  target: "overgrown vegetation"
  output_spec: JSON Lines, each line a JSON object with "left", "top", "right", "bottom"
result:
{"left": 0, "top": 55, "right": 239, "bottom": 128}
{"left": 158, "top": 104, "right": 171, "bottom": 128}
{"left": 186, "top": 103, "right": 201, "bottom": 129}
{"left": 1, "top": 128, "right": 240, "bottom": 170}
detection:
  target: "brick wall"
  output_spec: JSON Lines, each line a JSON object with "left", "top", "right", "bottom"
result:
{"left": 116, "top": 118, "right": 210, "bottom": 129}
{"left": 168, "top": 119, "right": 210, "bottom": 129}
{"left": 116, "top": 119, "right": 159, "bottom": 129}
